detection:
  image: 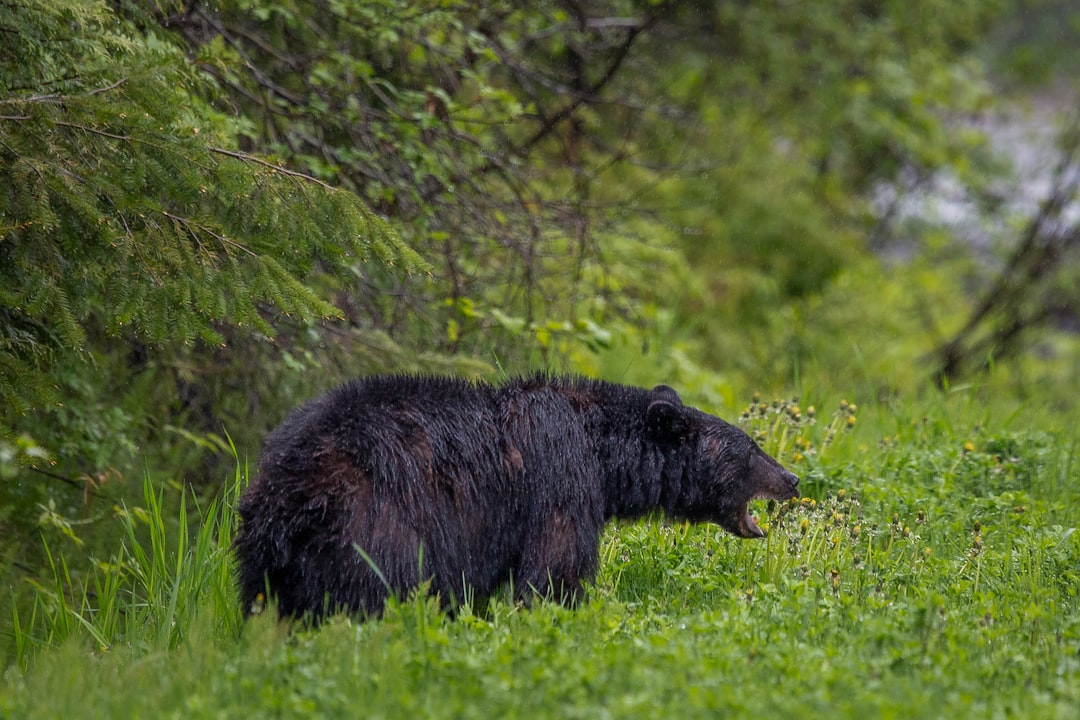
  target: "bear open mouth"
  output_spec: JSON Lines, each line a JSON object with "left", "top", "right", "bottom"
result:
{"left": 737, "top": 489, "right": 799, "bottom": 538}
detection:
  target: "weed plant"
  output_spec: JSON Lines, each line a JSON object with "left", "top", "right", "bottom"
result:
{"left": 2, "top": 392, "right": 1078, "bottom": 718}
{"left": 8, "top": 466, "right": 243, "bottom": 667}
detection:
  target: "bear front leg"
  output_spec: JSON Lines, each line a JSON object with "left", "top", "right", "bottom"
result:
{"left": 513, "top": 509, "right": 599, "bottom": 608}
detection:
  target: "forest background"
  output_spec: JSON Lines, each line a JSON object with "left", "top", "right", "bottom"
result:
{"left": 1, "top": 0, "right": 1079, "bottom": 684}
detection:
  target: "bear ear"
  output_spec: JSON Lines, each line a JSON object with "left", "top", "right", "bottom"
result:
{"left": 646, "top": 398, "right": 689, "bottom": 444}
{"left": 651, "top": 384, "right": 683, "bottom": 406}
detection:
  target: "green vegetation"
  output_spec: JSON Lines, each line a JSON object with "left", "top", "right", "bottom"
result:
{"left": 2, "top": 0, "right": 1078, "bottom": 716}
{"left": 3, "top": 391, "right": 1077, "bottom": 717}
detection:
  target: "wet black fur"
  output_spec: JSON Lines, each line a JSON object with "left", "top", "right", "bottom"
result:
{"left": 235, "top": 375, "right": 799, "bottom": 619}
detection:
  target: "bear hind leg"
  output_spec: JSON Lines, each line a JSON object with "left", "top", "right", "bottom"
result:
{"left": 514, "top": 510, "right": 598, "bottom": 608}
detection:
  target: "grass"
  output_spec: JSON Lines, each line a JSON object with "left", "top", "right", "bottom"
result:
{"left": 1, "top": 390, "right": 1078, "bottom": 718}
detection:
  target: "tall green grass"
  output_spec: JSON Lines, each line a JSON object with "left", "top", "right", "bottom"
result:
{"left": 9, "top": 465, "right": 242, "bottom": 669}
{"left": 2, "top": 391, "right": 1077, "bottom": 718}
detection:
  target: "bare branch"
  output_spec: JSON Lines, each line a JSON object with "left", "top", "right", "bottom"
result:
{"left": 930, "top": 114, "right": 1080, "bottom": 384}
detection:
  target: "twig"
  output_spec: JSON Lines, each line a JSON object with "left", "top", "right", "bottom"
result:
{"left": 208, "top": 147, "right": 338, "bottom": 191}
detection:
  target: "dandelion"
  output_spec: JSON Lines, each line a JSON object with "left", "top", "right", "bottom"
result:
{"left": 923, "top": 547, "right": 932, "bottom": 559}
{"left": 830, "top": 568, "right": 841, "bottom": 593}
{"left": 963, "top": 441, "right": 975, "bottom": 453}
{"left": 847, "top": 415, "right": 857, "bottom": 428}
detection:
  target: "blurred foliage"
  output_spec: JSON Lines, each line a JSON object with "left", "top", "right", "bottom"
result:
{"left": 986, "top": 0, "right": 1080, "bottom": 85}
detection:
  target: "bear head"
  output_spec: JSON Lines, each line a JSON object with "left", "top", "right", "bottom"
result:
{"left": 646, "top": 386, "right": 800, "bottom": 538}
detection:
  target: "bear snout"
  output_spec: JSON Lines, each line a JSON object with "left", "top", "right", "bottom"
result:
{"left": 775, "top": 469, "right": 800, "bottom": 500}
{"left": 750, "top": 452, "right": 800, "bottom": 501}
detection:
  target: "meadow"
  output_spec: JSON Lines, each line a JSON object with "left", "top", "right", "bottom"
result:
{"left": 0, "top": 389, "right": 1076, "bottom": 718}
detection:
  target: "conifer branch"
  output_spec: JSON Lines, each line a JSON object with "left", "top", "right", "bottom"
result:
{"left": 161, "top": 211, "right": 259, "bottom": 258}
{"left": 52, "top": 121, "right": 130, "bottom": 141}
{"left": 209, "top": 147, "right": 338, "bottom": 191}
{"left": 0, "top": 79, "right": 126, "bottom": 105}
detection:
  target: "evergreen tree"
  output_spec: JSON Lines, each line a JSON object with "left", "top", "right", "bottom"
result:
{"left": 0, "top": 0, "right": 422, "bottom": 433}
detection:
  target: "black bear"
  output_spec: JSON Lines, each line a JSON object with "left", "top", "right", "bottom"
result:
{"left": 235, "top": 375, "right": 799, "bottom": 619}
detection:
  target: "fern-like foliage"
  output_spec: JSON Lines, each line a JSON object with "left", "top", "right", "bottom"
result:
{"left": 0, "top": 0, "right": 425, "bottom": 426}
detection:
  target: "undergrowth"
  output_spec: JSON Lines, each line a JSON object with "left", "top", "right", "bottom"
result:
{"left": 9, "top": 466, "right": 243, "bottom": 668}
